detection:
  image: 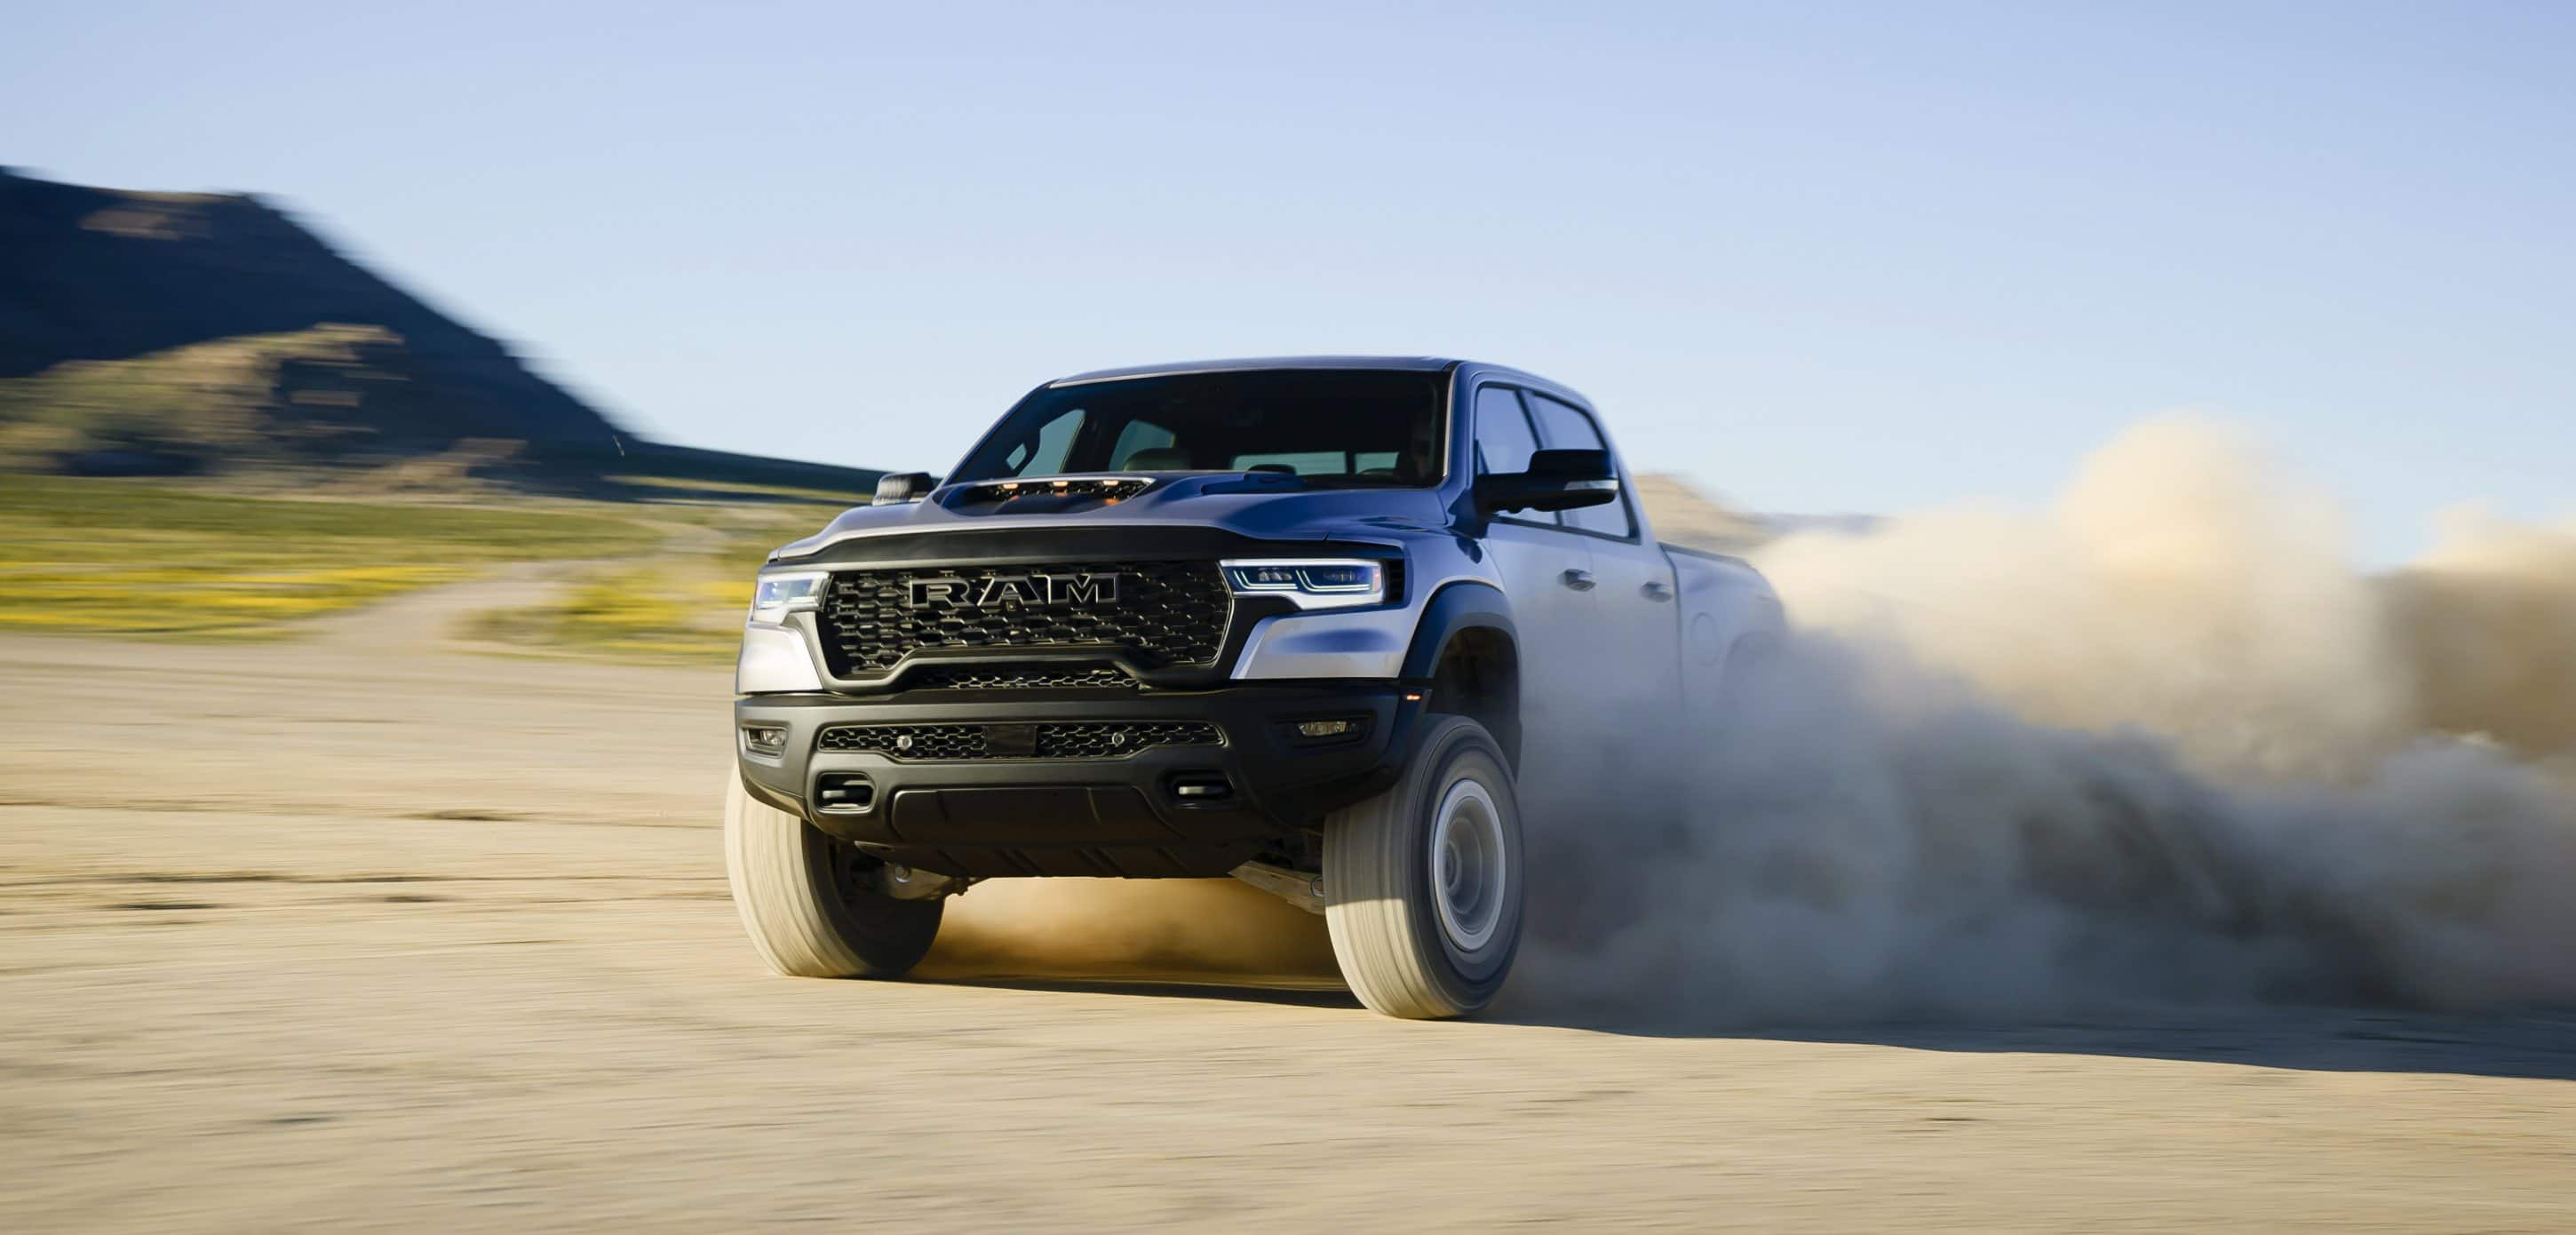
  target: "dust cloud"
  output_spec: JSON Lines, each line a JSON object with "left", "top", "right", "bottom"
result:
{"left": 918, "top": 417, "right": 2576, "bottom": 1022}
{"left": 1515, "top": 417, "right": 2576, "bottom": 1023}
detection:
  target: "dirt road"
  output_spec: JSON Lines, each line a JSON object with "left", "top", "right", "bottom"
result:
{"left": 4, "top": 615, "right": 2572, "bottom": 1231}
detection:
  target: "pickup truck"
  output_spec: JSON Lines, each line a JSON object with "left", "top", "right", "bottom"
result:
{"left": 727, "top": 356, "right": 1782, "bottom": 1018}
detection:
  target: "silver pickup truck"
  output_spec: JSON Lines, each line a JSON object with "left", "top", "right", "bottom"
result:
{"left": 727, "top": 356, "right": 1781, "bottom": 1018}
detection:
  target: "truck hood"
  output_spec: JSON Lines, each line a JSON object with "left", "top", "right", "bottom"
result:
{"left": 769, "top": 473, "right": 1455, "bottom": 561}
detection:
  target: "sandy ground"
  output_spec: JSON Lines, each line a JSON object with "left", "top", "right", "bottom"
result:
{"left": 4, "top": 587, "right": 2573, "bottom": 1231}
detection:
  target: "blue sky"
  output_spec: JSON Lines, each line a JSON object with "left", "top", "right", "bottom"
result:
{"left": 8, "top": 1, "right": 2570, "bottom": 561}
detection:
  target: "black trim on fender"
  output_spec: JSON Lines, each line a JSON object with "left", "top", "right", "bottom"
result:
{"left": 1398, "top": 581, "right": 1516, "bottom": 681}
{"left": 1395, "top": 580, "right": 1522, "bottom": 768}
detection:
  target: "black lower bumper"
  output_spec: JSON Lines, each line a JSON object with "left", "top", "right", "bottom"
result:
{"left": 734, "top": 683, "right": 1422, "bottom": 879}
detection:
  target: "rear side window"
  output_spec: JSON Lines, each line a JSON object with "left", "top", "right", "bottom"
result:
{"left": 1525, "top": 394, "right": 1634, "bottom": 538}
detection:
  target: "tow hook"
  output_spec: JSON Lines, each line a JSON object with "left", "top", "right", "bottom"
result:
{"left": 879, "top": 864, "right": 969, "bottom": 901}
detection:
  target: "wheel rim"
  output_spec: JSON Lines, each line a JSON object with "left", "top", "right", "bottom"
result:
{"left": 1429, "top": 777, "right": 1507, "bottom": 952}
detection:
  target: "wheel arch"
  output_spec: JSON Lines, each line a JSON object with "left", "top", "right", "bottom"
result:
{"left": 1399, "top": 582, "right": 1522, "bottom": 768}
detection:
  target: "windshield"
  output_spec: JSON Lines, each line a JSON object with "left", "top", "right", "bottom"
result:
{"left": 950, "top": 369, "right": 1449, "bottom": 488}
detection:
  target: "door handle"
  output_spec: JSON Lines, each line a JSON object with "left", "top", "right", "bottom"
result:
{"left": 1641, "top": 581, "right": 1674, "bottom": 602}
{"left": 1560, "top": 569, "right": 1596, "bottom": 592}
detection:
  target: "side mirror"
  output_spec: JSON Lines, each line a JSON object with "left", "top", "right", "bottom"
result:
{"left": 873, "top": 472, "right": 938, "bottom": 505}
{"left": 1473, "top": 448, "right": 1620, "bottom": 516}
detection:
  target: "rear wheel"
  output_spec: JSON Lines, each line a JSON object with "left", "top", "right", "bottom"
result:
{"left": 1322, "top": 715, "right": 1525, "bottom": 1018}
{"left": 724, "top": 770, "right": 942, "bottom": 978}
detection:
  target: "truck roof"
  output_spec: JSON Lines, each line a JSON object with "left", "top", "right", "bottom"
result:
{"left": 1047, "top": 355, "right": 1463, "bottom": 386}
{"left": 1044, "top": 355, "right": 1591, "bottom": 410}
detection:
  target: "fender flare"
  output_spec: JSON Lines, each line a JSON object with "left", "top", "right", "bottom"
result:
{"left": 1396, "top": 582, "right": 1523, "bottom": 767}
{"left": 1397, "top": 581, "right": 1517, "bottom": 682}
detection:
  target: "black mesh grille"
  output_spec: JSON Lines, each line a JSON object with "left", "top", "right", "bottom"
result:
{"left": 815, "top": 721, "right": 1222, "bottom": 761}
{"left": 815, "top": 724, "right": 990, "bottom": 760}
{"left": 815, "top": 561, "right": 1231, "bottom": 677}
{"left": 909, "top": 666, "right": 1140, "bottom": 691}
{"left": 1036, "top": 722, "right": 1221, "bottom": 759}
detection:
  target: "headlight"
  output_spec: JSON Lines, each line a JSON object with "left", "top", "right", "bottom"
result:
{"left": 750, "top": 570, "right": 827, "bottom": 619}
{"left": 1220, "top": 559, "right": 1389, "bottom": 610}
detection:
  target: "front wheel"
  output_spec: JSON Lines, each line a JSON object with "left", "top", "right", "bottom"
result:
{"left": 1322, "top": 715, "right": 1526, "bottom": 1019}
{"left": 724, "top": 769, "right": 942, "bottom": 978}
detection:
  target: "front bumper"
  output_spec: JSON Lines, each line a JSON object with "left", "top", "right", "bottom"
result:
{"left": 735, "top": 683, "right": 1423, "bottom": 879}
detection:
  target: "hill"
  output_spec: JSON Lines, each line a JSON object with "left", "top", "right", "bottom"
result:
{"left": 0, "top": 169, "right": 879, "bottom": 496}
{"left": 1631, "top": 472, "right": 1881, "bottom": 554}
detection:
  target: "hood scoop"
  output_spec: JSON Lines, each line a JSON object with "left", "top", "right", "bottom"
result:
{"left": 941, "top": 475, "right": 1155, "bottom": 514}
{"left": 934, "top": 470, "right": 1314, "bottom": 515}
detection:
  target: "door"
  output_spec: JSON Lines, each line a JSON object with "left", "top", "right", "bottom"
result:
{"left": 1470, "top": 385, "right": 1598, "bottom": 802}
{"left": 1523, "top": 391, "right": 1682, "bottom": 727}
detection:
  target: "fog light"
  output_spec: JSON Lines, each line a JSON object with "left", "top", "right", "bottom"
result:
{"left": 1284, "top": 715, "right": 1371, "bottom": 746}
{"left": 741, "top": 725, "right": 788, "bottom": 757}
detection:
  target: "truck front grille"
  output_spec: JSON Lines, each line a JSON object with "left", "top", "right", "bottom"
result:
{"left": 815, "top": 561, "right": 1231, "bottom": 678}
{"left": 814, "top": 721, "right": 1223, "bottom": 761}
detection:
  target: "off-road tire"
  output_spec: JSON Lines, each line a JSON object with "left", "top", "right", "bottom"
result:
{"left": 724, "top": 770, "right": 942, "bottom": 978}
{"left": 1322, "top": 715, "right": 1525, "bottom": 1018}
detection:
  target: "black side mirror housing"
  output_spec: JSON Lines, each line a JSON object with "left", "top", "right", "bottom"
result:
{"left": 873, "top": 472, "right": 939, "bottom": 506}
{"left": 1473, "top": 449, "right": 1620, "bottom": 516}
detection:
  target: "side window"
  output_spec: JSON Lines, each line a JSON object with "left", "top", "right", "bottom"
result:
{"left": 1525, "top": 394, "right": 1634, "bottom": 538}
{"left": 1471, "top": 386, "right": 1556, "bottom": 526}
